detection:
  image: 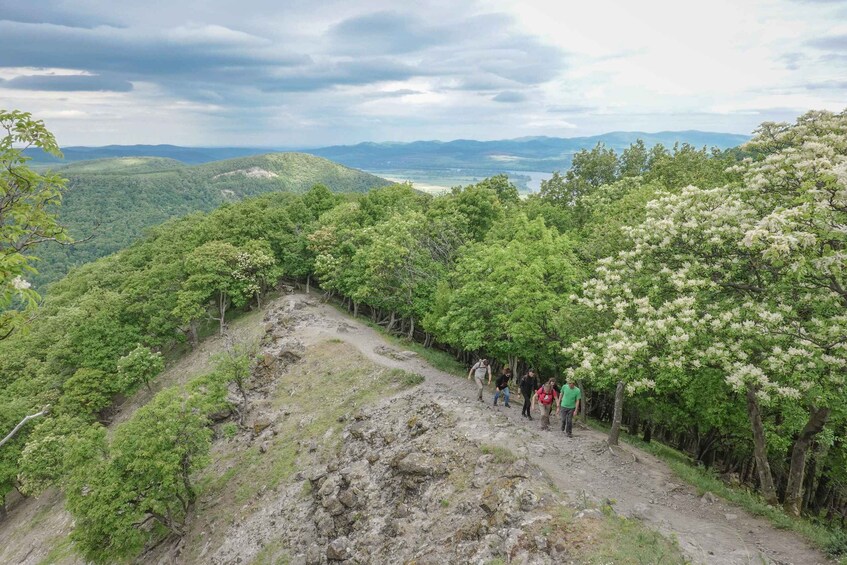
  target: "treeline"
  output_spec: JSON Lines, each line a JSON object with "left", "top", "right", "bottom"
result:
{"left": 1, "top": 110, "right": 846, "bottom": 560}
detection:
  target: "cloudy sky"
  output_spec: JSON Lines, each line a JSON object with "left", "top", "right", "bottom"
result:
{"left": 0, "top": 0, "right": 845, "bottom": 146}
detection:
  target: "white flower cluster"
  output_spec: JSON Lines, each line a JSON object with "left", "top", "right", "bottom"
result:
{"left": 565, "top": 109, "right": 847, "bottom": 405}
{"left": 11, "top": 276, "right": 31, "bottom": 291}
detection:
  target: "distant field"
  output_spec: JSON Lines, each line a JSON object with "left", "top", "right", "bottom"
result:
{"left": 367, "top": 168, "right": 553, "bottom": 193}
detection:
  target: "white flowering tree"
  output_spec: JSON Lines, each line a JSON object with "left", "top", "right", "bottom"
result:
{"left": 568, "top": 109, "right": 847, "bottom": 514}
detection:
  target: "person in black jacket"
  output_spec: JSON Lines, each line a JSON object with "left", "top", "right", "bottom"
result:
{"left": 493, "top": 367, "right": 512, "bottom": 407}
{"left": 519, "top": 369, "right": 538, "bottom": 419}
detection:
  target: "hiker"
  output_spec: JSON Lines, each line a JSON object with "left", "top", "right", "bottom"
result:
{"left": 467, "top": 358, "right": 491, "bottom": 402}
{"left": 532, "top": 379, "right": 559, "bottom": 431}
{"left": 557, "top": 377, "right": 582, "bottom": 437}
{"left": 519, "top": 369, "right": 538, "bottom": 419}
{"left": 493, "top": 367, "right": 511, "bottom": 407}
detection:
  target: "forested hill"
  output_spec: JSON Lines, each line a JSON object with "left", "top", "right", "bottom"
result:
{"left": 34, "top": 152, "right": 390, "bottom": 287}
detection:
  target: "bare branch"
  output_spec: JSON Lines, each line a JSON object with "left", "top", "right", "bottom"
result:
{"left": 0, "top": 406, "right": 50, "bottom": 449}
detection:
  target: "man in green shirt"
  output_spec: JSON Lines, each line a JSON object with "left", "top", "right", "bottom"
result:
{"left": 557, "top": 378, "right": 581, "bottom": 437}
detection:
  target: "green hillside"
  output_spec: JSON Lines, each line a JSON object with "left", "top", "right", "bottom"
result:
{"left": 57, "top": 156, "right": 186, "bottom": 174}
{"left": 35, "top": 152, "right": 390, "bottom": 287}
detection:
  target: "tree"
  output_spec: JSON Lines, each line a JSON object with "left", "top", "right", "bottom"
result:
{"left": 175, "top": 240, "right": 277, "bottom": 335}
{"left": 427, "top": 214, "right": 581, "bottom": 372}
{"left": 65, "top": 386, "right": 214, "bottom": 563}
{"left": 619, "top": 139, "right": 649, "bottom": 178}
{"left": 212, "top": 339, "right": 257, "bottom": 426}
{"left": 117, "top": 345, "right": 164, "bottom": 392}
{"left": 0, "top": 110, "right": 69, "bottom": 338}
{"left": 569, "top": 109, "right": 847, "bottom": 511}
{"left": 59, "top": 368, "right": 114, "bottom": 419}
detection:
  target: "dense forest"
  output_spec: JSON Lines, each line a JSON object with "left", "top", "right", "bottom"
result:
{"left": 32, "top": 153, "right": 389, "bottom": 287}
{"left": 1, "top": 109, "right": 847, "bottom": 561}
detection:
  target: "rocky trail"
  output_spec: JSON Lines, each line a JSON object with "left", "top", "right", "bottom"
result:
{"left": 0, "top": 291, "right": 834, "bottom": 565}
{"left": 280, "top": 292, "right": 831, "bottom": 565}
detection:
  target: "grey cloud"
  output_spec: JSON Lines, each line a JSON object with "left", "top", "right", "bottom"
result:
{"left": 254, "top": 58, "right": 425, "bottom": 92}
{"left": 492, "top": 91, "right": 527, "bottom": 103}
{"left": 547, "top": 105, "right": 596, "bottom": 114}
{"left": 807, "top": 33, "right": 847, "bottom": 51}
{"left": 0, "top": 21, "right": 305, "bottom": 75}
{"left": 328, "top": 11, "right": 452, "bottom": 55}
{"left": 0, "top": 4, "right": 567, "bottom": 123}
{"left": 805, "top": 80, "right": 847, "bottom": 90}
{"left": 362, "top": 89, "right": 423, "bottom": 99}
{"left": 328, "top": 10, "right": 565, "bottom": 87}
{"left": 0, "top": 0, "right": 122, "bottom": 27}
{"left": 0, "top": 74, "right": 133, "bottom": 92}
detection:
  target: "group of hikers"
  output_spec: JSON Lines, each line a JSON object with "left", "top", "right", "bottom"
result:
{"left": 467, "top": 359, "right": 581, "bottom": 437}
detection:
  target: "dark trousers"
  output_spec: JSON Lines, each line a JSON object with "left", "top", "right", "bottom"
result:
{"left": 560, "top": 407, "right": 575, "bottom": 434}
{"left": 521, "top": 393, "right": 532, "bottom": 416}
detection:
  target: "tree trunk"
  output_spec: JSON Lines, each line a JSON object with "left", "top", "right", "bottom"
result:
{"left": 803, "top": 450, "right": 817, "bottom": 512}
{"left": 746, "top": 387, "right": 779, "bottom": 505}
{"left": 188, "top": 320, "right": 199, "bottom": 349}
{"left": 628, "top": 409, "right": 639, "bottom": 436}
{"left": 783, "top": 405, "right": 830, "bottom": 516}
{"left": 579, "top": 381, "right": 588, "bottom": 423}
{"left": 608, "top": 381, "right": 624, "bottom": 446}
{"left": 306, "top": 274, "right": 311, "bottom": 294}
{"left": 387, "top": 311, "right": 396, "bottom": 331}
{"left": 218, "top": 292, "right": 229, "bottom": 336}
{"left": 813, "top": 473, "right": 831, "bottom": 514}
{"left": 642, "top": 421, "right": 652, "bottom": 443}
{"left": 353, "top": 301, "right": 359, "bottom": 318}
{"left": 408, "top": 317, "right": 415, "bottom": 339}
{"left": 239, "top": 387, "right": 248, "bottom": 427}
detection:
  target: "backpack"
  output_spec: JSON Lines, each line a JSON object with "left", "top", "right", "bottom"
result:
{"left": 537, "top": 387, "right": 554, "bottom": 405}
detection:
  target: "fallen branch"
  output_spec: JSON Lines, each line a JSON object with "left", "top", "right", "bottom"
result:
{"left": 0, "top": 406, "right": 50, "bottom": 449}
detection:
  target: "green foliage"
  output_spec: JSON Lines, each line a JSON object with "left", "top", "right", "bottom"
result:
{"left": 0, "top": 110, "right": 69, "bottom": 336}
{"left": 116, "top": 345, "right": 164, "bottom": 392}
{"left": 65, "top": 385, "right": 215, "bottom": 563}
{"left": 33, "top": 152, "right": 388, "bottom": 288}
{"left": 425, "top": 213, "right": 582, "bottom": 372}
{"left": 59, "top": 368, "right": 114, "bottom": 418}
{"left": 17, "top": 415, "right": 99, "bottom": 496}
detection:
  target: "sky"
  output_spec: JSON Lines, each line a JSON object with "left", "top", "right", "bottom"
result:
{"left": 0, "top": 0, "right": 845, "bottom": 147}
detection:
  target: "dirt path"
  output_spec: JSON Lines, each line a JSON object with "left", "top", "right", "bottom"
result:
{"left": 287, "top": 292, "right": 832, "bottom": 565}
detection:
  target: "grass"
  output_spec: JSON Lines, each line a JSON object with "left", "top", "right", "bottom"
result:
{"left": 523, "top": 505, "right": 685, "bottom": 565}
{"left": 37, "top": 538, "right": 74, "bottom": 565}
{"left": 480, "top": 444, "right": 518, "bottom": 464}
{"left": 586, "top": 418, "right": 847, "bottom": 561}
{"left": 251, "top": 539, "right": 289, "bottom": 565}
{"left": 581, "top": 511, "right": 686, "bottom": 564}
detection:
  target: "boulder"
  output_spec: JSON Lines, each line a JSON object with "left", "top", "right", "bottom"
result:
{"left": 327, "top": 537, "right": 351, "bottom": 561}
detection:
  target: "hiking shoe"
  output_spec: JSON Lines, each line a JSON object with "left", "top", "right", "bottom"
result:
{"left": 527, "top": 416, "right": 533, "bottom": 421}
{"left": 567, "top": 433, "right": 573, "bottom": 438}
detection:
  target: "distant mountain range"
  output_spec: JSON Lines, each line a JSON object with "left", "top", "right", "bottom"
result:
{"left": 26, "top": 130, "right": 751, "bottom": 173}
